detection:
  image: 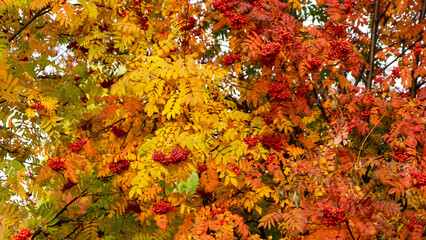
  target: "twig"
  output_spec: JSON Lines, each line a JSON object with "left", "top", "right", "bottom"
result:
{"left": 346, "top": 220, "right": 356, "bottom": 240}
{"left": 88, "top": 118, "right": 126, "bottom": 138}
{"left": 64, "top": 227, "right": 79, "bottom": 239}
{"left": 366, "top": 0, "right": 380, "bottom": 91}
{"left": 120, "top": 120, "right": 134, "bottom": 149}
{"left": 356, "top": 113, "right": 386, "bottom": 163}
{"left": 8, "top": 5, "right": 51, "bottom": 42}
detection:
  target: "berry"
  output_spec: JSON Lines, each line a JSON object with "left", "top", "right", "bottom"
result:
{"left": 322, "top": 205, "right": 347, "bottom": 227}
{"left": 100, "top": 79, "right": 115, "bottom": 88}
{"left": 212, "top": 0, "right": 234, "bottom": 13}
{"left": 13, "top": 228, "right": 32, "bottom": 240}
{"left": 260, "top": 134, "right": 282, "bottom": 150}
{"left": 265, "top": 154, "right": 276, "bottom": 165}
{"left": 194, "top": 29, "right": 201, "bottom": 36}
{"left": 109, "top": 159, "right": 130, "bottom": 174}
{"left": 228, "top": 162, "right": 241, "bottom": 175}
{"left": 410, "top": 170, "right": 426, "bottom": 187}
{"left": 345, "top": 0, "right": 355, "bottom": 13}
{"left": 152, "top": 199, "right": 175, "bottom": 215}
{"left": 308, "top": 59, "right": 322, "bottom": 71}
{"left": 223, "top": 53, "right": 242, "bottom": 65}
{"left": 328, "top": 40, "right": 351, "bottom": 60}
{"left": 152, "top": 148, "right": 190, "bottom": 165}
{"left": 391, "top": 148, "right": 409, "bottom": 163}
{"left": 260, "top": 42, "right": 282, "bottom": 65}
{"left": 414, "top": 42, "right": 422, "bottom": 56}
{"left": 263, "top": 113, "right": 273, "bottom": 125}
{"left": 249, "top": 0, "right": 263, "bottom": 8}
{"left": 30, "top": 103, "right": 45, "bottom": 111}
{"left": 229, "top": 12, "right": 247, "bottom": 30}
{"left": 48, "top": 157, "right": 66, "bottom": 172}
{"left": 244, "top": 136, "right": 259, "bottom": 147}
{"left": 62, "top": 180, "right": 77, "bottom": 191}
{"left": 296, "top": 86, "right": 309, "bottom": 98}
{"left": 68, "top": 139, "right": 87, "bottom": 152}
{"left": 211, "top": 205, "right": 226, "bottom": 216}
{"left": 181, "top": 16, "right": 196, "bottom": 31}
{"left": 391, "top": 67, "right": 400, "bottom": 79}
{"left": 361, "top": 110, "right": 370, "bottom": 117}
{"left": 269, "top": 82, "right": 290, "bottom": 101}
{"left": 275, "top": 28, "right": 294, "bottom": 45}
{"left": 197, "top": 164, "right": 207, "bottom": 172}
{"left": 111, "top": 126, "right": 126, "bottom": 137}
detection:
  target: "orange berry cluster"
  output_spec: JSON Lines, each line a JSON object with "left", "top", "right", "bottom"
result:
{"left": 328, "top": 40, "right": 351, "bottom": 60}
{"left": 391, "top": 148, "right": 409, "bottom": 163}
{"left": 126, "top": 203, "right": 142, "bottom": 213}
{"left": 108, "top": 159, "right": 130, "bottom": 174}
{"left": 223, "top": 53, "right": 242, "bottom": 65}
{"left": 269, "top": 82, "right": 290, "bottom": 101}
{"left": 197, "top": 164, "right": 207, "bottom": 173}
{"left": 391, "top": 66, "right": 400, "bottom": 79}
{"left": 30, "top": 103, "right": 45, "bottom": 111}
{"left": 344, "top": 0, "right": 355, "bottom": 12}
{"left": 132, "top": 0, "right": 150, "bottom": 30}
{"left": 275, "top": 28, "right": 294, "bottom": 45}
{"left": 48, "top": 157, "right": 66, "bottom": 172}
{"left": 228, "top": 12, "right": 248, "bottom": 30}
{"left": 308, "top": 59, "right": 322, "bottom": 71}
{"left": 244, "top": 136, "right": 259, "bottom": 147}
{"left": 361, "top": 110, "right": 370, "bottom": 117}
{"left": 152, "top": 147, "right": 190, "bottom": 165}
{"left": 263, "top": 113, "right": 273, "bottom": 125}
{"left": 62, "top": 180, "right": 77, "bottom": 191}
{"left": 13, "top": 228, "right": 32, "bottom": 240}
{"left": 181, "top": 16, "right": 196, "bottom": 31}
{"left": 410, "top": 170, "right": 426, "bottom": 187}
{"left": 406, "top": 218, "right": 418, "bottom": 231}
{"left": 68, "top": 139, "right": 87, "bottom": 152}
{"left": 211, "top": 205, "right": 226, "bottom": 216}
{"left": 260, "top": 42, "right": 282, "bottom": 65}
{"left": 414, "top": 42, "right": 422, "bottom": 56}
{"left": 296, "top": 86, "right": 309, "bottom": 98}
{"left": 260, "top": 134, "right": 282, "bottom": 150}
{"left": 212, "top": 0, "right": 234, "bottom": 13}
{"left": 322, "top": 205, "right": 347, "bottom": 227}
{"left": 228, "top": 163, "right": 241, "bottom": 175}
{"left": 151, "top": 199, "right": 175, "bottom": 215}
{"left": 249, "top": 0, "right": 263, "bottom": 8}
{"left": 111, "top": 126, "right": 126, "bottom": 137}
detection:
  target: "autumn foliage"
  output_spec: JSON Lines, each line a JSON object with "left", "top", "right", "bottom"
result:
{"left": 1, "top": 0, "right": 426, "bottom": 239}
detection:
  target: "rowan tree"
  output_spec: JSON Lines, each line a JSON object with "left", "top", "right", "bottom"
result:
{"left": 0, "top": 0, "right": 426, "bottom": 239}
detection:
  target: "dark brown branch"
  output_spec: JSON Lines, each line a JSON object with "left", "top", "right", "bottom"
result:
{"left": 88, "top": 118, "right": 126, "bottom": 138}
{"left": 64, "top": 227, "right": 80, "bottom": 239}
{"left": 8, "top": 5, "right": 51, "bottom": 42}
{"left": 366, "top": 0, "right": 380, "bottom": 91}
{"left": 346, "top": 220, "right": 356, "bottom": 240}
{"left": 120, "top": 120, "right": 134, "bottom": 149}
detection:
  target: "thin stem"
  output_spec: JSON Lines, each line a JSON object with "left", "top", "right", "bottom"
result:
{"left": 8, "top": 5, "right": 51, "bottom": 42}
{"left": 366, "top": 0, "right": 380, "bottom": 91}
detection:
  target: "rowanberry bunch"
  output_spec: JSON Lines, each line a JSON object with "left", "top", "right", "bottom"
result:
{"left": 197, "top": 164, "right": 207, "bottom": 172}
{"left": 211, "top": 205, "right": 226, "bottom": 216}
{"left": 307, "top": 59, "right": 322, "bottom": 71}
{"left": 391, "top": 148, "right": 409, "bottom": 163}
{"left": 337, "top": 150, "right": 345, "bottom": 157}
{"left": 361, "top": 110, "right": 370, "bottom": 117}
{"left": 212, "top": 0, "right": 234, "bottom": 13}
{"left": 49, "top": 157, "right": 66, "bottom": 172}
{"left": 345, "top": 0, "right": 355, "bottom": 12}
{"left": 348, "top": 123, "right": 356, "bottom": 133}
{"left": 100, "top": 79, "right": 115, "bottom": 88}
{"left": 391, "top": 66, "right": 400, "bottom": 78}
{"left": 169, "top": 147, "right": 190, "bottom": 164}
{"left": 193, "top": 29, "right": 201, "bottom": 36}
{"left": 322, "top": 205, "right": 347, "bottom": 227}
{"left": 328, "top": 40, "right": 351, "bottom": 60}
{"left": 152, "top": 199, "right": 175, "bottom": 215}
{"left": 223, "top": 53, "right": 242, "bottom": 65}
{"left": 228, "top": 163, "right": 241, "bottom": 175}
{"left": 62, "top": 180, "right": 77, "bottom": 191}
{"left": 126, "top": 203, "right": 142, "bottom": 213}
{"left": 249, "top": 0, "right": 263, "bottom": 8}
{"left": 275, "top": 28, "right": 294, "bottom": 45}
{"left": 260, "top": 42, "right": 282, "bottom": 65}
{"left": 13, "top": 228, "right": 32, "bottom": 240}
{"left": 181, "top": 16, "right": 196, "bottom": 31}
{"left": 68, "top": 139, "right": 87, "bottom": 152}
{"left": 260, "top": 134, "right": 282, "bottom": 150}
{"left": 414, "top": 42, "right": 422, "bottom": 56}
{"left": 269, "top": 82, "right": 291, "bottom": 101}
{"left": 111, "top": 126, "right": 126, "bottom": 137}
{"left": 296, "top": 86, "right": 309, "bottom": 98}
{"left": 109, "top": 159, "right": 130, "bottom": 174}
{"left": 228, "top": 12, "right": 247, "bottom": 30}
{"left": 152, "top": 151, "right": 171, "bottom": 165}
{"left": 362, "top": 95, "right": 374, "bottom": 106}
{"left": 406, "top": 218, "right": 418, "bottom": 231}
{"left": 410, "top": 170, "right": 426, "bottom": 187}
{"left": 263, "top": 113, "right": 273, "bottom": 125}
{"left": 375, "top": 76, "right": 384, "bottom": 84}
{"left": 400, "top": 91, "right": 411, "bottom": 98}
{"left": 244, "top": 136, "right": 259, "bottom": 147}
{"left": 265, "top": 154, "right": 276, "bottom": 165}
{"left": 30, "top": 103, "right": 45, "bottom": 111}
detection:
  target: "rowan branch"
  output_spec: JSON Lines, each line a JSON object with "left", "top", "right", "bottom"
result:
{"left": 8, "top": 5, "right": 51, "bottom": 42}
{"left": 88, "top": 118, "right": 126, "bottom": 138}
{"left": 366, "top": 0, "right": 380, "bottom": 91}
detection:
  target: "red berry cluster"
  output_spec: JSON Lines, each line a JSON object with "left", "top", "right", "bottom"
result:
{"left": 328, "top": 40, "right": 351, "bottom": 60}
{"left": 414, "top": 42, "right": 422, "bottom": 56}
{"left": 391, "top": 148, "right": 409, "bottom": 163}
{"left": 263, "top": 113, "right": 273, "bottom": 125}
{"left": 13, "top": 228, "right": 32, "bottom": 240}
{"left": 30, "top": 103, "right": 45, "bottom": 111}
{"left": 132, "top": 0, "right": 150, "bottom": 30}
{"left": 62, "top": 180, "right": 77, "bottom": 191}
{"left": 223, "top": 53, "right": 242, "bottom": 65}
{"left": 265, "top": 154, "right": 276, "bottom": 165}
{"left": 211, "top": 205, "right": 226, "bottom": 216}
{"left": 260, "top": 42, "right": 282, "bottom": 65}
{"left": 100, "top": 79, "right": 115, "bottom": 88}
{"left": 48, "top": 157, "right": 66, "bottom": 172}
{"left": 406, "top": 218, "right": 418, "bottom": 231}
{"left": 337, "top": 150, "right": 345, "bottom": 157}
{"left": 181, "top": 16, "right": 196, "bottom": 31}
{"left": 94, "top": 23, "right": 109, "bottom": 32}
{"left": 244, "top": 136, "right": 259, "bottom": 147}
{"left": 212, "top": 0, "right": 234, "bottom": 13}
{"left": 194, "top": 29, "right": 201, "bottom": 36}
{"left": 308, "top": 59, "right": 322, "bottom": 71}
{"left": 296, "top": 86, "right": 309, "bottom": 98}
{"left": 410, "top": 170, "right": 426, "bottom": 187}
{"left": 151, "top": 199, "right": 175, "bottom": 215}
{"left": 260, "top": 134, "right": 282, "bottom": 150}
{"left": 362, "top": 95, "right": 374, "bottom": 106}
{"left": 361, "top": 110, "right": 370, "bottom": 117}
{"left": 126, "top": 203, "right": 142, "bottom": 213}
{"left": 151, "top": 147, "right": 190, "bottom": 165}
{"left": 322, "top": 205, "right": 347, "bottom": 227}
{"left": 269, "top": 82, "right": 290, "bottom": 101}
{"left": 197, "top": 164, "right": 207, "bottom": 172}
{"left": 400, "top": 91, "right": 411, "bottom": 98}
{"left": 391, "top": 66, "right": 400, "bottom": 78}
{"left": 344, "top": 0, "right": 355, "bottom": 12}
{"left": 109, "top": 159, "right": 130, "bottom": 174}
{"left": 228, "top": 163, "right": 241, "bottom": 175}
{"left": 111, "top": 126, "right": 126, "bottom": 137}
{"left": 275, "top": 28, "right": 294, "bottom": 45}
{"left": 68, "top": 139, "right": 87, "bottom": 152}
{"left": 228, "top": 13, "right": 248, "bottom": 30}
{"left": 249, "top": 0, "right": 263, "bottom": 8}
{"left": 375, "top": 76, "right": 384, "bottom": 84}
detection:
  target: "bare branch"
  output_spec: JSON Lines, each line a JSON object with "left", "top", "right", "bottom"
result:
{"left": 366, "top": 0, "right": 381, "bottom": 91}
{"left": 8, "top": 5, "right": 51, "bottom": 42}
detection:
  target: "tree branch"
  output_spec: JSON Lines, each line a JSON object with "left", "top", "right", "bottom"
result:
{"left": 366, "top": 0, "right": 380, "bottom": 91}
{"left": 8, "top": 5, "right": 51, "bottom": 42}
{"left": 88, "top": 118, "right": 126, "bottom": 138}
